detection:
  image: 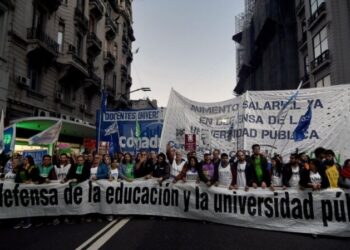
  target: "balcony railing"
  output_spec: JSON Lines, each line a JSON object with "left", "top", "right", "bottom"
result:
{"left": 105, "top": 16, "right": 117, "bottom": 40}
{"left": 310, "top": 49, "right": 330, "bottom": 72}
{"left": 67, "top": 44, "right": 88, "bottom": 69}
{"left": 27, "top": 28, "right": 59, "bottom": 54}
{"left": 74, "top": 7, "right": 89, "bottom": 33}
{"left": 87, "top": 32, "right": 102, "bottom": 56}
{"left": 308, "top": 2, "right": 326, "bottom": 29}
{"left": 104, "top": 51, "right": 116, "bottom": 70}
{"left": 89, "top": 0, "right": 103, "bottom": 20}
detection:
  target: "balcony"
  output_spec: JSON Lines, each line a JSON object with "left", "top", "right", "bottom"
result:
{"left": 27, "top": 28, "right": 59, "bottom": 60}
{"left": 89, "top": 0, "right": 103, "bottom": 20}
{"left": 298, "top": 31, "right": 307, "bottom": 50}
{"left": 57, "top": 44, "right": 88, "bottom": 80}
{"left": 128, "top": 27, "right": 135, "bottom": 42}
{"left": 87, "top": 32, "right": 102, "bottom": 57}
{"left": 105, "top": 16, "right": 117, "bottom": 40}
{"left": 126, "top": 49, "right": 133, "bottom": 64}
{"left": 310, "top": 50, "right": 330, "bottom": 73}
{"left": 74, "top": 7, "right": 89, "bottom": 34}
{"left": 85, "top": 69, "right": 102, "bottom": 91}
{"left": 104, "top": 51, "right": 116, "bottom": 71}
{"left": 296, "top": 0, "right": 305, "bottom": 16}
{"left": 308, "top": 2, "right": 326, "bottom": 30}
{"left": 37, "top": 0, "right": 62, "bottom": 13}
{"left": 126, "top": 75, "right": 132, "bottom": 88}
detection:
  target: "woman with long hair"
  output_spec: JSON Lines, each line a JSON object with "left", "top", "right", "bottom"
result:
{"left": 119, "top": 153, "right": 135, "bottom": 182}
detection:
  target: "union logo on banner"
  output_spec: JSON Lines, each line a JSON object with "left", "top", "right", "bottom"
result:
{"left": 185, "top": 134, "right": 196, "bottom": 152}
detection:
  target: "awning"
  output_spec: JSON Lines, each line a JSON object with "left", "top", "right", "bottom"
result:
{"left": 10, "top": 117, "right": 96, "bottom": 139}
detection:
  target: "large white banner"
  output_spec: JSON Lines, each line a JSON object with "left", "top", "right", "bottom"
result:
{"left": 160, "top": 86, "right": 350, "bottom": 161}
{"left": 1, "top": 180, "right": 350, "bottom": 237}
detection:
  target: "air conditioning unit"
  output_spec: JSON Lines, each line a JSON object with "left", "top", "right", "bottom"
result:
{"left": 16, "top": 75, "right": 31, "bottom": 87}
{"left": 80, "top": 104, "right": 87, "bottom": 111}
{"left": 60, "top": 114, "right": 67, "bottom": 120}
{"left": 55, "top": 91, "right": 63, "bottom": 101}
{"left": 74, "top": 118, "right": 83, "bottom": 123}
{"left": 37, "top": 109, "right": 50, "bottom": 117}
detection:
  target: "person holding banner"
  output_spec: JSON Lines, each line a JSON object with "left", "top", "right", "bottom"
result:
{"left": 62, "top": 155, "right": 91, "bottom": 183}
{"left": 323, "top": 150, "right": 340, "bottom": 188}
{"left": 282, "top": 153, "right": 303, "bottom": 189}
{"left": 250, "top": 144, "right": 270, "bottom": 189}
{"left": 3, "top": 157, "right": 20, "bottom": 182}
{"left": 174, "top": 156, "right": 200, "bottom": 183}
{"left": 198, "top": 152, "right": 217, "bottom": 187}
{"left": 15, "top": 155, "right": 39, "bottom": 184}
{"left": 135, "top": 151, "right": 155, "bottom": 178}
{"left": 119, "top": 153, "right": 135, "bottom": 182}
{"left": 38, "top": 155, "right": 57, "bottom": 184}
{"left": 215, "top": 153, "right": 232, "bottom": 188}
{"left": 90, "top": 154, "right": 109, "bottom": 181}
{"left": 170, "top": 151, "right": 186, "bottom": 180}
{"left": 230, "top": 150, "right": 251, "bottom": 191}
{"left": 269, "top": 157, "right": 283, "bottom": 191}
{"left": 212, "top": 149, "right": 221, "bottom": 168}
{"left": 299, "top": 159, "right": 322, "bottom": 190}
{"left": 55, "top": 153, "right": 72, "bottom": 182}
{"left": 151, "top": 153, "right": 170, "bottom": 185}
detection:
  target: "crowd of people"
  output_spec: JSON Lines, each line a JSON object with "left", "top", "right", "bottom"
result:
{"left": 1, "top": 144, "right": 350, "bottom": 229}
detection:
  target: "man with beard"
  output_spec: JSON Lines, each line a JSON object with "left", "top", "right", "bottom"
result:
{"left": 282, "top": 153, "right": 303, "bottom": 189}
{"left": 321, "top": 150, "right": 340, "bottom": 188}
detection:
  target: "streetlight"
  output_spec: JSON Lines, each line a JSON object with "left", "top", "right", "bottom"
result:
{"left": 127, "top": 87, "right": 151, "bottom": 94}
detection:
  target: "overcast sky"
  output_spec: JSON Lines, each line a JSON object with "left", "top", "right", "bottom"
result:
{"left": 130, "top": 0, "right": 244, "bottom": 107}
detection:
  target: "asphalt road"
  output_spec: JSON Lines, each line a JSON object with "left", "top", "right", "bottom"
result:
{"left": 0, "top": 216, "right": 349, "bottom": 250}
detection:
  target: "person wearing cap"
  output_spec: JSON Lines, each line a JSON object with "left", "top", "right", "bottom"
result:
{"left": 198, "top": 151, "right": 217, "bottom": 187}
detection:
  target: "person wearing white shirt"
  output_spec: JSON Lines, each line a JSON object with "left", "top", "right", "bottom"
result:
{"left": 215, "top": 153, "right": 231, "bottom": 188}
{"left": 55, "top": 153, "right": 71, "bottom": 182}
{"left": 230, "top": 150, "right": 252, "bottom": 191}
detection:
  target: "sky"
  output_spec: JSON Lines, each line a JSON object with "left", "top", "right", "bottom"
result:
{"left": 130, "top": 0, "right": 244, "bottom": 107}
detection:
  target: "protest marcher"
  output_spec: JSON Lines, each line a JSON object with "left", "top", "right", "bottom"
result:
{"left": 15, "top": 155, "right": 38, "bottom": 184}
{"left": 135, "top": 151, "right": 155, "bottom": 178}
{"left": 90, "top": 154, "right": 109, "bottom": 181}
{"left": 109, "top": 162, "right": 120, "bottom": 181}
{"left": 339, "top": 159, "right": 350, "bottom": 188}
{"left": 314, "top": 147, "right": 326, "bottom": 162}
{"left": 62, "top": 155, "right": 90, "bottom": 183}
{"left": 212, "top": 149, "right": 221, "bottom": 167}
{"left": 166, "top": 143, "right": 176, "bottom": 165}
{"left": 3, "top": 153, "right": 21, "bottom": 175}
{"left": 119, "top": 153, "right": 135, "bottom": 182}
{"left": 3, "top": 157, "right": 20, "bottom": 182}
{"left": 270, "top": 157, "right": 283, "bottom": 191}
{"left": 174, "top": 156, "right": 199, "bottom": 183}
{"left": 282, "top": 153, "right": 303, "bottom": 189}
{"left": 151, "top": 153, "right": 170, "bottom": 184}
{"left": 55, "top": 153, "right": 72, "bottom": 182}
{"left": 299, "top": 152, "right": 310, "bottom": 170}
{"left": 230, "top": 150, "right": 251, "bottom": 191}
{"left": 85, "top": 153, "right": 93, "bottom": 168}
{"left": 322, "top": 150, "right": 340, "bottom": 188}
{"left": 299, "top": 159, "right": 322, "bottom": 190}
{"left": 13, "top": 155, "right": 39, "bottom": 229}
{"left": 250, "top": 144, "right": 270, "bottom": 188}
{"left": 38, "top": 155, "right": 57, "bottom": 184}
{"left": 215, "top": 153, "right": 232, "bottom": 188}
{"left": 198, "top": 152, "right": 217, "bottom": 187}
{"left": 170, "top": 151, "right": 186, "bottom": 180}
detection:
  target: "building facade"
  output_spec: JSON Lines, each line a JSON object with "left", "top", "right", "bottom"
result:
{"left": 0, "top": 0, "right": 135, "bottom": 126}
{"left": 233, "top": 0, "right": 350, "bottom": 94}
{"left": 0, "top": 0, "right": 135, "bottom": 124}
{"left": 295, "top": 0, "right": 350, "bottom": 88}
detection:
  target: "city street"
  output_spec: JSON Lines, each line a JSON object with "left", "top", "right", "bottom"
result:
{"left": 0, "top": 216, "right": 349, "bottom": 250}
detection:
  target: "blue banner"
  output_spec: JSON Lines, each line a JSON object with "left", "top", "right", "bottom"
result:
{"left": 97, "top": 109, "right": 164, "bottom": 154}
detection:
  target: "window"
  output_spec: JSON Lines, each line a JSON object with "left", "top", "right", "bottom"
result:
{"left": 310, "top": 0, "right": 325, "bottom": 15}
{"left": 62, "top": 85, "right": 71, "bottom": 104}
{"left": 27, "top": 62, "right": 41, "bottom": 91}
{"left": 113, "top": 44, "right": 117, "bottom": 57}
{"left": 313, "top": 26, "right": 328, "bottom": 59}
{"left": 89, "top": 16, "right": 96, "bottom": 33}
{"left": 76, "top": 32, "right": 83, "bottom": 57}
{"left": 32, "top": 5, "right": 45, "bottom": 32}
{"left": 316, "top": 74, "right": 331, "bottom": 87}
{"left": 0, "top": 8, "right": 6, "bottom": 57}
{"left": 57, "top": 22, "right": 65, "bottom": 53}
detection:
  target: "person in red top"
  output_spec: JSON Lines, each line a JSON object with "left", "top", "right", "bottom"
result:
{"left": 339, "top": 159, "right": 350, "bottom": 188}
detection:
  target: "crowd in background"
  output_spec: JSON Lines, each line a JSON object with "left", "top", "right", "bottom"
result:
{"left": 1, "top": 144, "right": 350, "bottom": 229}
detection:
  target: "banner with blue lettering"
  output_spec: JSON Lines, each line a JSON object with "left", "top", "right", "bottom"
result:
{"left": 97, "top": 109, "right": 164, "bottom": 154}
{"left": 23, "top": 150, "right": 48, "bottom": 165}
{"left": 160, "top": 85, "right": 350, "bottom": 162}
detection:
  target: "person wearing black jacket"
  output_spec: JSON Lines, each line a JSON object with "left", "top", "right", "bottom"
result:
{"left": 230, "top": 150, "right": 252, "bottom": 191}
{"left": 135, "top": 151, "right": 155, "bottom": 178}
{"left": 250, "top": 144, "right": 270, "bottom": 188}
{"left": 282, "top": 153, "right": 303, "bottom": 189}
{"left": 15, "top": 155, "right": 39, "bottom": 184}
{"left": 299, "top": 159, "right": 322, "bottom": 190}
{"left": 62, "top": 155, "right": 90, "bottom": 183}
{"left": 151, "top": 153, "right": 170, "bottom": 184}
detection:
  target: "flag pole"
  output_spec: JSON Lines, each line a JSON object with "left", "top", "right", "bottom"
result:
{"left": 97, "top": 89, "right": 103, "bottom": 155}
